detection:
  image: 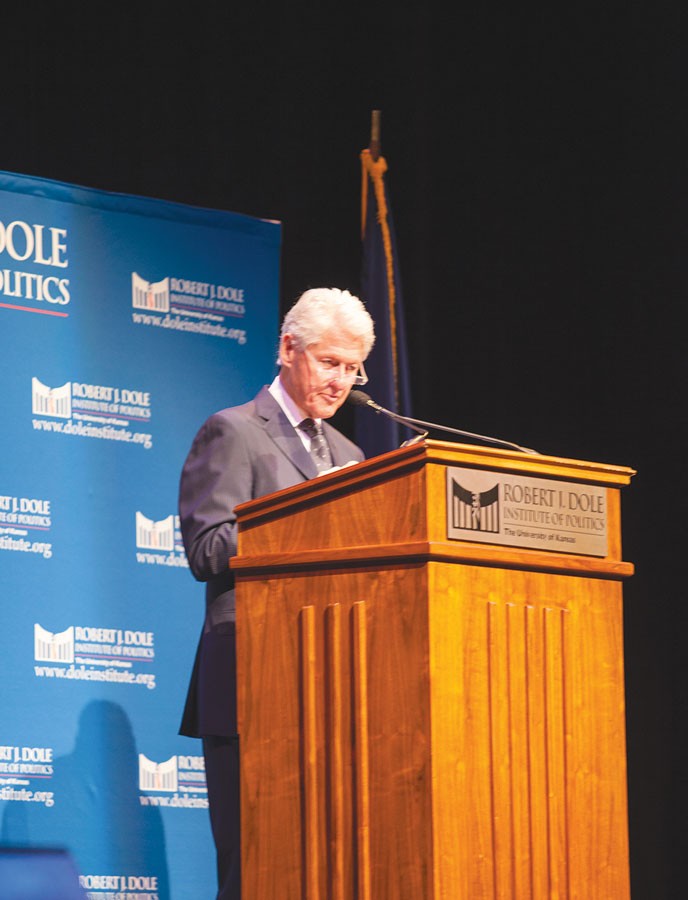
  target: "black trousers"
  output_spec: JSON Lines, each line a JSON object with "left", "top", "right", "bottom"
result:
{"left": 202, "top": 735, "right": 241, "bottom": 900}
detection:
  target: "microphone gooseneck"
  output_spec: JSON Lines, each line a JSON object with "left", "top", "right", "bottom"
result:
{"left": 348, "top": 390, "right": 428, "bottom": 445}
{"left": 348, "top": 390, "right": 538, "bottom": 454}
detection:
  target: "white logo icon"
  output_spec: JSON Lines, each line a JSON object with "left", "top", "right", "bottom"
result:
{"left": 139, "top": 754, "right": 178, "bottom": 792}
{"left": 132, "top": 273, "right": 169, "bottom": 312}
{"left": 32, "top": 378, "right": 71, "bottom": 418}
{"left": 34, "top": 624, "right": 74, "bottom": 663}
{"left": 136, "top": 513, "right": 175, "bottom": 551}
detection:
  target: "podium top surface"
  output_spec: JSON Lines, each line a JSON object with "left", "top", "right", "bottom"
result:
{"left": 234, "top": 439, "right": 636, "bottom": 523}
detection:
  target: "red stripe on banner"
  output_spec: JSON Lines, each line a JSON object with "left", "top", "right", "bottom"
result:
{"left": 0, "top": 302, "right": 69, "bottom": 317}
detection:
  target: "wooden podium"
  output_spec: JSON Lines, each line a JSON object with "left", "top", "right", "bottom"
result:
{"left": 231, "top": 440, "right": 635, "bottom": 899}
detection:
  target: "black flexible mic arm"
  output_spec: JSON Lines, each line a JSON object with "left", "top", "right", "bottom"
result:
{"left": 348, "top": 390, "right": 539, "bottom": 455}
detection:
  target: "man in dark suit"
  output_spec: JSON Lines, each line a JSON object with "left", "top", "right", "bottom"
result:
{"left": 178, "top": 287, "right": 376, "bottom": 900}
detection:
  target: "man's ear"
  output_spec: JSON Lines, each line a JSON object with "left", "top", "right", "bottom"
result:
{"left": 279, "top": 333, "right": 296, "bottom": 368}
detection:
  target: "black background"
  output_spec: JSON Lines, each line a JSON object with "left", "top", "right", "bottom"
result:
{"left": 4, "top": 5, "right": 685, "bottom": 896}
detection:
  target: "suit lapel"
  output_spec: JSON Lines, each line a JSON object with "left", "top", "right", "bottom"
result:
{"left": 254, "top": 386, "right": 318, "bottom": 480}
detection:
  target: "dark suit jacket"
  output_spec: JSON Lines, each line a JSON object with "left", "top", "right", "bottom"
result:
{"left": 178, "top": 385, "right": 364, "bottom": 737}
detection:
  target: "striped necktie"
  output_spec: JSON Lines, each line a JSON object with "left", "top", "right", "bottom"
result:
{"left": 298, "top": 418, "right": 333, "bottom": 472}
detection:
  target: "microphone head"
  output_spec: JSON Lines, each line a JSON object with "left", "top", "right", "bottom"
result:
{"left": 347, "top": 389, "right": 373, "bottom": 407}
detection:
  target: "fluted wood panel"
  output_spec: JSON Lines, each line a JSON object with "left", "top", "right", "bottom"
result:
{"left": 325, "top": 603, "right": 344, "bottom": 900}
{"left": 486, "top": 601, "right": 570, "bottom": 898}
{"left": 301, "top": 604, "right": 320, "bottom": 900}
{"left": 426, "top": 564, "right": 629, "bottom": 899}
{"left": 352, "top": 600, "right": 371, "bottom": 900}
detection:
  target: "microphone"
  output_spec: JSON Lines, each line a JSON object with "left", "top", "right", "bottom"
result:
{"left": 348, "top": 390, "right": 428, "bottom": 445}
{"left": 348, "top": 390, "right": 539, "bottom": 455}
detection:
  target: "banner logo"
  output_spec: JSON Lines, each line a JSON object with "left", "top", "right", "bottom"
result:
{"left": 32, "top": 379, "right": 71, "bottom": 417}
{"left": 35, "top": 624, "right": 74, "bottom": 663}
{"left": 138, "top": 752, "right": 208, "bottom": 811}
{"left": 131, "top": 271, "right": 247, "bottom": 344}
{"left": 0, "top": 493, "right": 53, "bottom": 559}
{"left": 31, "top": 377, "right": 153, "bottom": 449}
{"left": 0, "top": 218, "right": 70, "bottom": 317}
{"left": 139, "top": 754, "right": 178, "bottom": 792}
{"left": 132, "top": 273, "right": 170, "bottom": 312}
{"left": 79, "top": 873, "right": 161, "bottom": 897}
{"left": 0, "top": 742, "right": 55, "bottom": 807}
{"left": 136, "top": 512, "right": 174, "bottom": 550}
{"left": 135, "top": 512, "right": 189, "bottom": 568}
{"left": 34, "top": 623, "right": 156, "bottom": 690}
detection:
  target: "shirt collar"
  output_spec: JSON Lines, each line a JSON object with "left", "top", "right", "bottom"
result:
{"left": 268, "top": 374, "right": 322, "bottom": 429}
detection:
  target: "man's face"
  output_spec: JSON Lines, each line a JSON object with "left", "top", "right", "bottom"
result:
{"left": 279, "top": 329, "right": 365, "bottom": 420}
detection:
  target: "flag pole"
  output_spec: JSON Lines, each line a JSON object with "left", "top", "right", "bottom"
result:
{"left": 361, "top": 112, "right": 398, "bottom": 405}
{"left": 370, "top": 109, "right": 381, "bottom": 161}
{"left": 358, "top": 110, "right": 412, "bottom": 456}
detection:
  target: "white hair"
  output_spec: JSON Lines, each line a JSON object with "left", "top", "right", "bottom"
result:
{"left": 278, "top": 287, "right": 375, "bottom": 361}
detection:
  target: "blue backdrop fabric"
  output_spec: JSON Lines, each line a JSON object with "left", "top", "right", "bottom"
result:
{"left": 0, "top": 170, "right": 281, "bottom": 900}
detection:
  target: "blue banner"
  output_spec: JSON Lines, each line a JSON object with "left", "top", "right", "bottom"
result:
{"left": 0, "top": 170, "right": 281, "bottom": 899}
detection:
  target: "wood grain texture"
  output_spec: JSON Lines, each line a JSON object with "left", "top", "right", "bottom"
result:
{"left": 235, "top": 443, "right": 632, "bottom": 898}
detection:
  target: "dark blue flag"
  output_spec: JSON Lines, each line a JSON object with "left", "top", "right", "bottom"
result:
{"left": 356, "top": 149, "right": 413, "bottom": 458}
